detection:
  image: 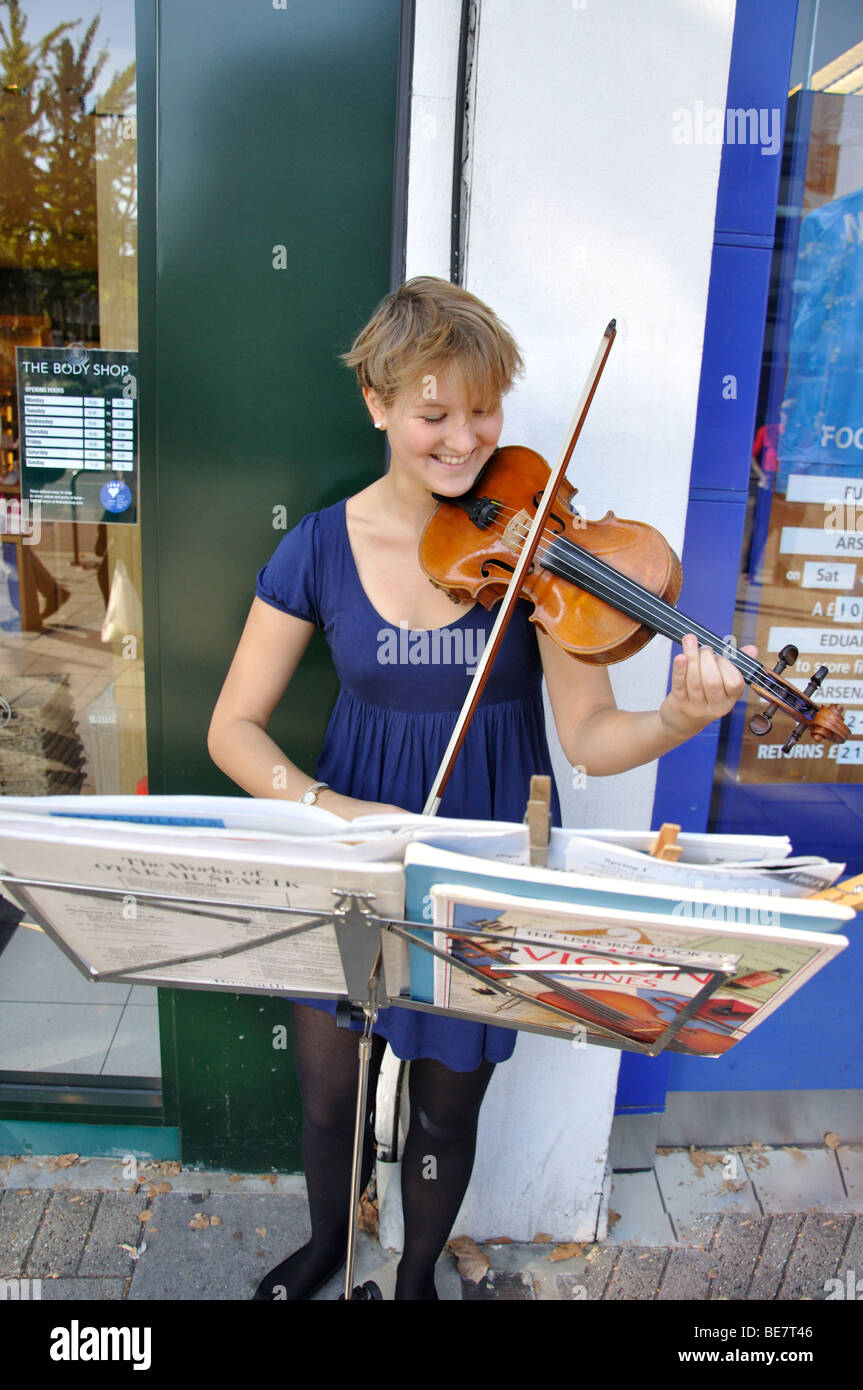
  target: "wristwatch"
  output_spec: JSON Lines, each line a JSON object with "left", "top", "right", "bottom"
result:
{"left": 298, "top": 781, "right": 330, "bottom": 806}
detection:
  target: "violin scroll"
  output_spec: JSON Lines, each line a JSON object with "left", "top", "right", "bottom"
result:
{"left": 748, "top": 647, "right": 849, "bottom": 750}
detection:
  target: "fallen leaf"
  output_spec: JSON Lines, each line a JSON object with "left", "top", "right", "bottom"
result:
{"left": 234, "top": 1231, "right": 243, "bottom": 1239}
{"left": 607, "top": 1209, "right": 621, "bottom": 1230}
{"left": 484, "top": 1236, "right": 512, "bottom": 1245}
{"left": 655, "top": 1147, "right": 674, "bottom": 1155}
{"left": 533, "top": 1232, "right": 553, "bottom": 1243}
{"left": 255, "top": 1227, "right": 267, "bottom": 1239}
{"left": 189, "top": 1213, "right": 210, "bottom": 1230}
{"left": 688, "top": 1145, "right": 724, "bottom": 1177}
{"left": 229, "top": 1175, "right": 244, "bottom": 1183}
{"left": 210, "top": 1215, "right": 222, "bottom": 1227}
{"left": 54, "top": 1153, "right": 79, "bottom": 1169}
{"left": 447, "top": 1235, "right": 491, "bottom": 1284}
{"left": 740, "top": 1146, "right": 771, "bottom": 1169}
{"left": 707, "top": 1268, "right": 718, "bottom": 1279}
{"left": 358, "top": 1195, "right": 378, "bottom": 1236}
{"left": 824, "top": 1132, "right": 841, "bottom": 1150}
{"left": 258, "top": 1174, "right": 277, "bottom": 1185}
{"left": 138, "top": 1210, "right": 152, "bottom": 1223}
{"left": 548, "top": 1242, "right": 587, "bottom": 1262}
{"left": 717, "top": 1179, "right": 747, "bottom": 1194}
{"left": 148, "top": 1181, "right": 172, "bottom": 1194}
{"left": 783, "top": 1147, "right": 808, "bottom": 1162}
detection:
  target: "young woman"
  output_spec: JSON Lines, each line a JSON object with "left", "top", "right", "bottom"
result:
{"left": 207, "top": 276, "right": 750, "bottom": 1300}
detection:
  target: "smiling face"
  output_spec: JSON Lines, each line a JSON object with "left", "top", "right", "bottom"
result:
{"left": 364, "top": 364, "right": 504, "bottom": 500}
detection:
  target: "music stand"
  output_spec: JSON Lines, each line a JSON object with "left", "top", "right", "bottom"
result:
{"left": 0, "top": 866, "right": 733, "bottom": 1300}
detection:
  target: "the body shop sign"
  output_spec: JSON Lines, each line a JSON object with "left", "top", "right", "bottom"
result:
{"left": 16, "top": 347, "right": 138, "bottom": 525}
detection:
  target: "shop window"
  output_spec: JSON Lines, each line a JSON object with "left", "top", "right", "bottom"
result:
{"left": 719, "top": 1, "right": 863, "bottom": 807}
{"left": 0, "top": 2, "right": 158, "bottom": 1084}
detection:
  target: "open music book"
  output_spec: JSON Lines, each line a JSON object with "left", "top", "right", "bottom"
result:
{"left": 0, "top": 798, "right": 854, "bottom": 1054}
{"left": 426, "top": 882, "right": 849, "bottom": 1056}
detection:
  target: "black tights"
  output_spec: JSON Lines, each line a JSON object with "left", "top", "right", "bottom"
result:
{"left": 254, "top": 1002, "right": 495, "bottom": 1300}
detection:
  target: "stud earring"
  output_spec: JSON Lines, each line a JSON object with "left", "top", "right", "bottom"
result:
{"left": 374, "top": 420, "right": 386, "bottom": 430}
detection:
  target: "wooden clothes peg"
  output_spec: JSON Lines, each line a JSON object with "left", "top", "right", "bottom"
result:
{"left": 810, "top": 872, "right": 863, "bottom": 913}
{"left": 650, "top": 823, "right": 683, "bottom": 862}
{"left": 525, "top": 774, "right": 551, "bottom": 867}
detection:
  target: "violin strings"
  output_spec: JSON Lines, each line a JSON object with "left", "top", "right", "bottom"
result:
{"left": 463, "top": 508, "right": 806, "bottom": 709}
{"left": 481, "top": 509, "right": 754, "bottom": 663}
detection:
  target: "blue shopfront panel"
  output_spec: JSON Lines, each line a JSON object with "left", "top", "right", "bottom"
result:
{"left": 714, "top": 0, "right": 796, "bottom": 240}
{"left": 689, "top": 244, "right": 773, "bottom": 494}
{"left": 618, "top": 0, "right": 802, "bottom": 1115}
{"left": 651, "top": 492, "right": 750, "bottom": 831}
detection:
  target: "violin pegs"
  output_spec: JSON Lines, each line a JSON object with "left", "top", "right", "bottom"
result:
{"left": 774, "top": 644, "right": 798, "bottom": 676}
{"left": 782, "top": 721, "right": 807, "bottom": 754}
{"left": 749, "top": 711, "right": 774, "bottom": 736}
{"left": 804, "top": 665, "right": 829, "bottom": 695}
{"left": 750, "top": 649, "right": 795, "bottom": 737}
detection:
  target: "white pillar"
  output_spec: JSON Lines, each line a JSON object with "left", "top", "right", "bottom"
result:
{"left": 382, "top": 0, "right": 735, "bottom": 1244}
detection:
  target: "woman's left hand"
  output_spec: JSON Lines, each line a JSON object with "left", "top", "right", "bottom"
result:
{"left": 659, "top": 633, "right": 757, "bottom": 739}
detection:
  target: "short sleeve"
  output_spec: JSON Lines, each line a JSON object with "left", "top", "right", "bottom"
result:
{"left": 255, "top": 511, "right": 322, "bottom": 626}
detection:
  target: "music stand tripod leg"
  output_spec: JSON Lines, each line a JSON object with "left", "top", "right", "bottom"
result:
{"left": 340, "top": 950, "right": 383, "bottom": 1302}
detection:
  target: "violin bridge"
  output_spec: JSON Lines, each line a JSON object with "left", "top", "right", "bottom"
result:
{"left": 502, "top": 509, "right": 532, "bottom": 555}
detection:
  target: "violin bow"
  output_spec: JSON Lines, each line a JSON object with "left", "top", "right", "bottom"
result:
{"left": 422, "top": 320, "right": 617, "bottom": 816}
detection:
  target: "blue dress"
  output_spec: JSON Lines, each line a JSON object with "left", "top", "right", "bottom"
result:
{"left": 255, "top": 499, "right": 561, "bottom": 1070}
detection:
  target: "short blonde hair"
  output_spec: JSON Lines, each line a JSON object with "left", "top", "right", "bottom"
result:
{"left": 341, "top": 276, "right": 524, "bottom": 409}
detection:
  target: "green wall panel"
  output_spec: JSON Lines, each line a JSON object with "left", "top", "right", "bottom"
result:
{"left": 137, "top": 0, "right": 400, "bottom": 1168}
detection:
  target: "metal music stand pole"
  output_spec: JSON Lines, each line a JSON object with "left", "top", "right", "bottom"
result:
{"left": 327, "top": 893, "right": 388, "bottom": 1301}
{"left": 339, "top": 946, "right": 382, "bottom": 1301}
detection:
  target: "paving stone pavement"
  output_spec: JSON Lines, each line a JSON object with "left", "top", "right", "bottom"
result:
{"left": 1, "top": 1155, "right": 862, "bottom": 1301}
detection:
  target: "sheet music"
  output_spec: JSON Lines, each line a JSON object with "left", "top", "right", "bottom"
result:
{"left": 0, "top": 829, "right": 406, "bottom": 997}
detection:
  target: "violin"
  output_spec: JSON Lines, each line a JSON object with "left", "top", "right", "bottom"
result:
{"left": 420, "top": 444, "right": 850, "bottom": 751}
{"left": 530, "top": 989, "right": 741, "bottom": 1056}
{"left": 458, "top": 938, "right": 742, "bottom": 1055}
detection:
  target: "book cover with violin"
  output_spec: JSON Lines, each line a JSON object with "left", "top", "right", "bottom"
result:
{"left": 427, "top": 884, "right": 851, "bottom": 1057}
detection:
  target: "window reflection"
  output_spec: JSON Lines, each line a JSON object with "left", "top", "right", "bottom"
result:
{"left": 0, "top": 3, "right": 158, "bottom": 1082}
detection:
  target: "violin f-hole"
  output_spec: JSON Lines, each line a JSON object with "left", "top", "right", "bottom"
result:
{"left": 481, "top": 558, "right": 516, "bottom": 580}
{"left": 530, "top": 493, "right": 566, "bottom": 535}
